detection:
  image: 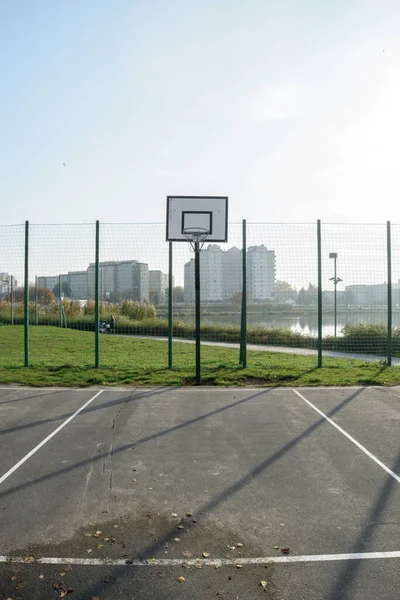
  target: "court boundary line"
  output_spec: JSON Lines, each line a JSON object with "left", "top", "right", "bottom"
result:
{"left": 2, "top": 550, "right": 400, "bottom": 566}
{"left": 0, "top": 390, "right": 104, "bottom": 486}
{"left": 293, "top": 389, "right": 400, "bottom": 483}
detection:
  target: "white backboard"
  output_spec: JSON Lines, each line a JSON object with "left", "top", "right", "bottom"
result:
{"left": 166, "top": 196, "right": 228, "bottom": 242}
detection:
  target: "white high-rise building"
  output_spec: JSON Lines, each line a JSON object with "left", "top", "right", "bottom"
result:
{"left": 184, "top": 243, "right": 276, "bottom": 303}
{"left": 184, "top": 244, "right": 224, "bottom": 303}
{"left": 0, "top": 273, "right": 17, "bottom": 297}
{"left": 223, "top": 247, "right": 242, "bottom": 301}
{"left": 247, "top": 245, "right": 276, "bottom": 301}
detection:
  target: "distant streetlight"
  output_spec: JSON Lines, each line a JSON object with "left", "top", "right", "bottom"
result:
{"left": 329, "top": 252, "right": 342, "bottom": 337}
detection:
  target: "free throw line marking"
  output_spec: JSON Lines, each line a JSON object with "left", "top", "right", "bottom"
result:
{"left": 293, "top": 389, "right": 400, "bottom": 483}
{"left": 2, "top": 551, "right": 400, "bottom": 566}
{"left": 0, "top": 390, "right": 104, "bottom": 486}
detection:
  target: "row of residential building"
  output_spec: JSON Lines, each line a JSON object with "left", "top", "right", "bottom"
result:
{"left": 184, "top": 244, "right": 276, "bottom": 302}
{"left": 37, "top": 261, "right": 169, "bottom": 304}
{"left": 24, "top": 245, "right": 277, "bottom": 305}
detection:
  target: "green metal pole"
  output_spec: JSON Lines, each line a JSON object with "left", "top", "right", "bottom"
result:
{"left": 35, "top": 275, "right": 38, "bottom": 326}
{"left": 317, "top": 219, "right": 322, "bottom": 368}
{"left": 95, "top": 220, "right": 100, "bottom": 368}
{"left": 24, "top": 220, "right": 29, "bottom": 367}
{"left": 168, "top": 242, "right": 173, "bottom": 368}
{"left": 195, "top": 241, "right": 201, "bottom": 384}
{"left": 334, "top": 258, "right": 337, "bottom": 338}
{"left": 59, "top": 275, "right": 62, "bottom": 328}
{"left": 10, "top": 275, "right": 14, "bottom": 325}
{"left": 240, "top": 219, "right": 247, "bottom": 367}
{"left": 387, "top": 220, "right": 392, "bottom": 366}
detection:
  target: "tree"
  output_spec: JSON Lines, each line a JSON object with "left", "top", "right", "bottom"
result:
{"left": 53, "top": 281, "right": 71, "bottom": 298}
{"left": 173, "top": 286, "right": 184, "bottom": 303}
{"left": 275, "top": 280, "right": 297, "bottom": 303}
{"left": 231, "top": 291, "right": 250, "bottom": 306}
{"left": 149, "top": 290, "right": 159, "bottom": 305}
{"left": 37, "top": 288, "right": 55, "bottom": 305}
{"left": 297, "top": 287, "right": 307, "bottom": 305}
{"left": 297, "top": 283, "right": 318, "bottom": 306}
{"left": 9, "top": 287, "right": 55, "bottom": 304}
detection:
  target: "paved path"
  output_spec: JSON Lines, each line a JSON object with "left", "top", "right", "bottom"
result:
{"left": 128, "top": 334, "right": 400, "bottom": 365}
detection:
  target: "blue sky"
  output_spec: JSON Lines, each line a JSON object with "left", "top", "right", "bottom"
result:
{"left": 2, "top": 0, "right": 400, "bottom": 225}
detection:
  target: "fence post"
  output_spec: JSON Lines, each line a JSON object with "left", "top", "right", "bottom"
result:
{"left": 35, "top": 276, "right": 38, "bottom": 326}
{"left": 10, "top": 275, "right": 14, "bottom": 325}
{"left": 168, "top": 241, "right": 173, "bottom": 368}
{"left": 387, "top": 221, "right": 392, "bottom": 366}
{"left": 58, "top": 275, "right": 63, "bottom": 328}
{"left": 195, "top": 241, "right": 201, "bottom": 384}
{"left": 24, "top": 220, "right": 29, "bottom": 367}
{"left": 240, "top": 219, "right": 247, "bottom": 367}
{"left": 95, "top": 220, "right": 100, "bottom": 368}
{"left": 317, "top": 219, "right": 322, "bottom": 368}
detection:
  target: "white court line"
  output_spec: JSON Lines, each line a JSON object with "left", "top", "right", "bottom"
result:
{"left": 0, "top": 390, "right": 103, "bottom": 486}
{"left": 293, "top": 389, "right": 400, "bottom": 484}
{"left": 2, "top": 550, "right": 400, "bottom": 566}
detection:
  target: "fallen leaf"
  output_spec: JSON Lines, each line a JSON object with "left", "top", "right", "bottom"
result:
{"left": 97, "top": 544, "right": 104, "bottom": 549}
{"left": 279, "top": 523, "right": 285, "bottom": 527}
{"left": 114, "top": 525, "right": 119, "bottom": 528}
{"left": 39, "top": 574, "right": 44, "bottom": 579}
{"left": 236, "top": 542, "right": 243, "bottom": 547}
{"left": 15, "top": 583, "right": 25, "bottom": 590}
{"left": 235, "top": 564, "right": 243, "bottom": 569}
{"left": 215, "top": 563, "right": 221, "bottom": 569}
{"left": 186, "top": 512, "right": 193, "bottom": 517}
{"left": 93, "top": 597, "right": 100, "bottom": 600}
{"left": 274, "top": 546, "right": 279, "bottom": 549}
{"left": 11, "top": 576, "right": 17, "bottom": 581}
{"left": 182, "top": 551, "right": 192, "bottom": 558}
{"left": 59, "top": 572, "right": 66, "bottom": 577}
{"left": 178, "top": 525, "right": 185, "bottom": 529}
{"left": 281, "top": 548, "right": 290, "bottom": 554}
{"left": 87, "top": 549, "right": 92, "bottom": 554}
{"left": 85, "top": 533, "right": 92, "bottom": 537}
{"left": 25, "top": 556, "right": 34, "bottom": 563}
{"left": 202, "top": 552, "right": 210, "bottom": 558}
{"left": 171, "top": 513, "right": 178, "bottom": 517}
{"left": 227, "top": 545, "right": 236, "bottom": 551}
{"left": 177, "top": 576, "right": 185, "bottom": 582}
{"left": 194, "top": 558, "right": 203, "bottom": 569}
{"left": 94, "top": 530, "right": 102, "bottom": 538}
{"left": 174, "top": 538, "right": 180, "bottom": 542}
{"left": 260, "top": 580, "right": 268, "bottom": 588}
{"left": 89, "top": 522, "right": 95, "bottom": 526}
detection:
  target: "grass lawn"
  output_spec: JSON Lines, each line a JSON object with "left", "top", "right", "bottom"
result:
{"left": 1, "top": 325, "right": 400, "bottom": 387}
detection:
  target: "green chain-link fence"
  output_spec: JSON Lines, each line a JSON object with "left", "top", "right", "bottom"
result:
{"left": 1, "top": 220, "right": 398, "bottom": 372}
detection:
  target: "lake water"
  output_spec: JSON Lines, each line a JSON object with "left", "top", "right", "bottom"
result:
{"left": 171, "top": 310, "right": 392, "bottom": 338}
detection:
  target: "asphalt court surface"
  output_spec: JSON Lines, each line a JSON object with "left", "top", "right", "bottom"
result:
{"left": 1, "top": 385, "right": 400, "bottom": 599}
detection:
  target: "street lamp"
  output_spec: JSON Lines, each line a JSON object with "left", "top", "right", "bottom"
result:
{"left": 329, "top": 252, "right": 342, "bottom": 337}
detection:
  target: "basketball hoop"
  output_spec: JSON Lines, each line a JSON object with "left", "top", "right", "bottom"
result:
{"left": 183, "top": 227, "right": 210, "bottom": 252}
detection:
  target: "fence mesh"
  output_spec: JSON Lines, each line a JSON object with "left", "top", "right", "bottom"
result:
{"left": 0, "top": 221, "right": 398, "bottom": 373}
{"left": 0, "top": 224, "right": 25, "bottom": 366}
{"left": 321, "top": 224, "right": 388, "bottom": 357}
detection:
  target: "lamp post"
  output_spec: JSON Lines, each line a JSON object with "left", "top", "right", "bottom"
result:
{"left": 329, "top": 252, "right": 342, "bottom": 337}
